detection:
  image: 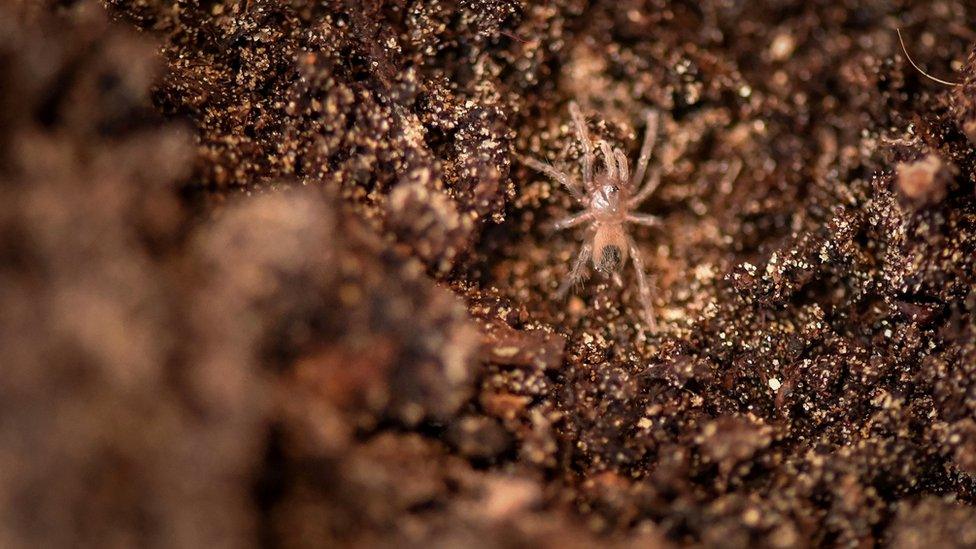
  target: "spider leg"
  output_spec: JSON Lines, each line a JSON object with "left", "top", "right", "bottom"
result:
{"left": 569, "top": 102, "right": 595, "bottom": 191}
{"left": 627, "top": 236, "right": 657, "bottom": 330}
{"left": 631, "top": 109, "right": 660, "bottom": 191}
{"left": 626, "top": 213, "right": 662, "bottom": 227}
{"left": 628, "top": 167, "right": 661, "bottom": 208}
{"left": 612, "top": 272, "right": 624, "bottom": 287}
{"left": 599, "top": 141, "right": 617, "bottom": 181}
{"left": 614, "top": 148, "right": 629, "bottom": 185}
{"left": 552, "top": 211, "right": 594, "bottom": 231}
{"left": 557, "top": 241, "right": 593, "bottom": 299}
{"left": 520, "top": 155, "right": 584, "bottom": 202}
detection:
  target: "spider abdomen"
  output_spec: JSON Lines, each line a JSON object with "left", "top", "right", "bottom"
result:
{"left": 593, "top": 224, "right": 628, "bottom": 274}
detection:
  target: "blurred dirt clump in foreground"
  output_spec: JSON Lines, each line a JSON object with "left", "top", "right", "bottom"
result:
{"left": 4, "top": 0, "right": 976, "bottom": 547}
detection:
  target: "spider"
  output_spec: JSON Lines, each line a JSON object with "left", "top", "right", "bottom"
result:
{"left": 522, "top": 102, "right": 663, "bottom": 329}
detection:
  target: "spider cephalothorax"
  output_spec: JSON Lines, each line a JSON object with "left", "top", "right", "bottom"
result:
{"left": 522, "top": 102, "right": 663, "bottom": 329}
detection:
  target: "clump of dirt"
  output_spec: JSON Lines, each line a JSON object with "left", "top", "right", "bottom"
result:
{"left": 3, "top": 0, "right": 976, "bottom": 547}
{"left": 0, "top": 5, "right": 255, "bottom": 546}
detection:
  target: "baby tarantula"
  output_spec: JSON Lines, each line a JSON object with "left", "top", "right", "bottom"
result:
{"left": 523, "top": 102, "right": 663, "bottom": 329}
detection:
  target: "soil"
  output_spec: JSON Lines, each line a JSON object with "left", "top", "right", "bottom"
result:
{"left": 3, "top": 1, "right": 976, "bottom": 547}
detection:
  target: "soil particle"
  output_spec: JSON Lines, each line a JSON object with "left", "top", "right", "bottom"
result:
{"left": 896, "top": 153, "right": 952, "bottom": 204}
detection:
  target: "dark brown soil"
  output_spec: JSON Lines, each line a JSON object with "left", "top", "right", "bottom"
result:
{"left": 3, "top": 1, "right": 976, "bottom": 547}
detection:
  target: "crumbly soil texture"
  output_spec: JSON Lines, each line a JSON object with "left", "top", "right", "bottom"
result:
{"left": 4, "top": 1, "right": 976, "bottom": 547}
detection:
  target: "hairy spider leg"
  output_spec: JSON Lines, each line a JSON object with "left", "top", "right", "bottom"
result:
{"left": 631, "top": 109, "right": 659, "bottom": 191}
{"left": 629, "top": 167, "right": 661, "bottom": 208}
{"left": 626, "top": 213, "right": 662, "bottom": 227}
{"left": 569, "top": 102, "right": 595, "bottom": 192}
{"left": 599, "top": 141, "right": 617, "bottom": 181}
{"left": 627, "top": 236, "right": 657, "bottom": 330}
{"left": 552, "top": 211, "right": 594, "bottom": 231}
{"left": 557, "top": 240, "right": 593, "bottom": 298}
{"left": 614, "top": 148, "right": 629, "bottom": 186}
{"left": 520, "top": 156, "right": 584, "bottom": 202}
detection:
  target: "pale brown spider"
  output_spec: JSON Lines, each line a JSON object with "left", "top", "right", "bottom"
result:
{"left": 522, "top": 102, "right": 662, "bottom": 329}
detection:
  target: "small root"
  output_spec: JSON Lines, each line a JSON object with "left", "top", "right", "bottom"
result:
{"left": 896, "top": 28, "right": 962, "bottom": 87}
